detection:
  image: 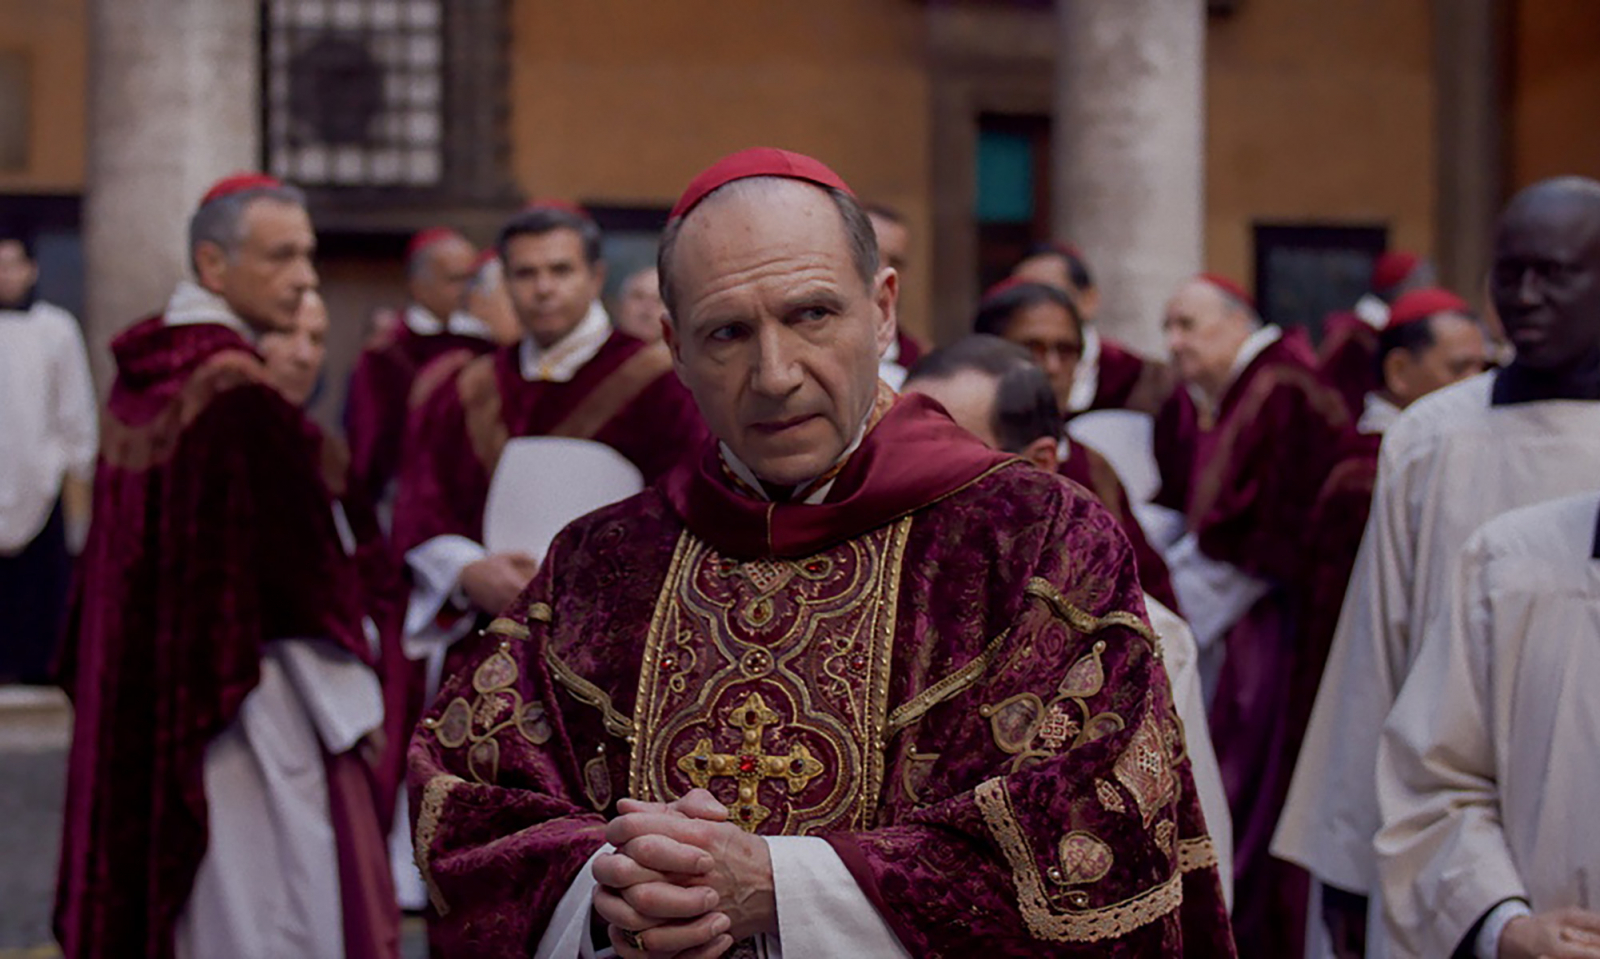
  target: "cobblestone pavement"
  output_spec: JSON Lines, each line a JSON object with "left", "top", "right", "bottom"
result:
{"left": 0, "top": 687, "right": 427, "bottom": 958}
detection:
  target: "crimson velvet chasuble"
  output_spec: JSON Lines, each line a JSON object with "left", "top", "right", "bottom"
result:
{"left": 409, "top": 393, "right": 1235, "bottom": 957}
{"left": 55, "top": 318, "right": 380, "bottom": 958}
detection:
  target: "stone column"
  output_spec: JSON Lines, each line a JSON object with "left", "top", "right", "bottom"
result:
{"left": 1053, "top": 0, "right": 1205, "bottom": 357}
{"left": 1434, "top": 0, "right": 1510, "bottom": 300}
{"left": 83, "top": 0, "right": 259, "bottom": 391}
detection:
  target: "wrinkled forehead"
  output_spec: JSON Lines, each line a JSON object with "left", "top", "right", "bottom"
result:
{"left": 1167, "top": 279, "right": 1227, "bottom": 319}
{"left": 673, "top": 178, "right": 858, "bottom": 290}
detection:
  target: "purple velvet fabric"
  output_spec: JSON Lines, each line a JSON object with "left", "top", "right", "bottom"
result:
{"left": 390, "top": 332, "right": 708, "bottom": 556}
{"left": 1089, "top": 337, "right": 1176, "bottom": 417}
{"left": 1169, "top": 336, "right": 1350, "bottom": 959}
{"left": 1317, "top": 312, "right": 1380, "bottom": 425}
{"left": 408, "top": 397, "right": 1235, "bottom": 957}
{"left": 55, "top": 319, "right": 381, "bottom": 959}
{"left": 344, "top": 321, "right": 496, "bottom": 508}
{"left": 1057, "top": 437, "right": 1180, "bottom": 615}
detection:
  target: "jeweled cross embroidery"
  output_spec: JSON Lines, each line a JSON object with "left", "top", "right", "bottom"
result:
{"left": 675, "top": 692, "right": 825, "bottom": 831}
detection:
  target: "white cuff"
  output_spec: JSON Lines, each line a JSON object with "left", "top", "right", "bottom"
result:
{"left": 1165, "top": 533, "right": 1270, "bottom": 649}
{"left": 533, "top": 844, "right": 614, "bottom": 959}
{"left": 267, "top": 639, "right": 384, "bottom": 753}
{"left": 1475, "top": 898, "right": 1531, "bottom": 959}
{"left": 769, "top": 836, "right": 909, "bottom": 958}
{"left": 404, "top": 534, "right": 489, "bottom": 656}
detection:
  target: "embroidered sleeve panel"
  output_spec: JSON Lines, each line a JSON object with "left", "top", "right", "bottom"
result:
{"left": 413, "top": 773, "right": 465, "bottom": 915}
{"left": 975, "top": 777, "right": 1182, "bottom": 943}
{"left": 885, "top": 626, "right": 1013, "bottom": 736}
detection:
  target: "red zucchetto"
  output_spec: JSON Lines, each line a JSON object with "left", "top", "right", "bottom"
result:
{"left": 669, "top": 147, "right": 854, "bottom": 221}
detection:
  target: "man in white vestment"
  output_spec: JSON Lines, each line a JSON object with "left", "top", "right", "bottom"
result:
{"left": 1375, "top": 493, "right": 1600, "bottom": 959}
{"left": 1274, "top": 176, "right": 1600, "bottom": 957}
{"left": 0, "top": 230, "right": 96, "bottom": 685}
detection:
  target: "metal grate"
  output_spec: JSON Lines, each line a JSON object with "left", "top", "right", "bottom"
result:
{"left": 264, "top": 0, "right": 446, "bottom": 188}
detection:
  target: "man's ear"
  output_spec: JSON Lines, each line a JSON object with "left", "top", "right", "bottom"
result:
{"left": 873, "top": 267, "right": 900, "bottom": 356}
{"left": 661, "top": 310, "right": 684, "bottom": 369}
{"left": 193, "top": 241, "right": 229, "bottom": 294}
{"left": 1075, "top": 285, "right": 1101, "bottom": 322}
{"left": 1382, "top": 348, "right": 1413, "bottom": 402}
{"left": 1021, "top": 435, "right": 1060, "bottom": 472}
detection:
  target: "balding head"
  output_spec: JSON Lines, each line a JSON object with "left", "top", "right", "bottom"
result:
{"left": 660, "top": 176, "right": 898, "bottom": 488}
{"left": 407, "top": 232, "right": 478, "bottom": 324}
{"left": 1163, "top": 277, "right": 1261, "bottom": 400}
{"left": 1491, "top": 176, "right": 1600, "bottom": 373}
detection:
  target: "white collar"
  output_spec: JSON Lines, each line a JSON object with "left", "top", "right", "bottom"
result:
{"left": 1067, "top": 326, "right": 1103, "bottom": 413}
{"left": 1190, "top": 325, "right": 1282, "bottom": 415}
{"left": 518, "top": 301, "right": 613, "bottom": 383}
{"left": 717, "top": 400, "right": 876, "bottom": 505}
{"left": 1358, "top": 392, "right": 1402, "bottom": 434}
{"left": 404, "top": 304, "right": 493, "bottom": 340}
{"left": 163, "top": 280, "right": 256, "bottom": 344}
{"left": 1354, "top": 294, "right": 1390, "bottom": 330}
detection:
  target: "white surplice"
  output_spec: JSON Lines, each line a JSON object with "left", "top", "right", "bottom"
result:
{"left": 1375, "top": 493, "right": 1600, "bottom": 958}
{"left": 1273, "top": 372, "right": 1600, "bottom": 911}
{"left": 176, "top": 639, "right": 384, "bottom": 959}
{"left": 0, "top": 300, "right": 97, "bottom": 554}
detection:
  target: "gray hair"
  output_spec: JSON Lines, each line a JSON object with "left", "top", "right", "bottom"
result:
{"left": 188, "top": 182, "right": 307, "bottom": 275}
{"left": 656, "top": 177, "right": 880, "bottom": 321}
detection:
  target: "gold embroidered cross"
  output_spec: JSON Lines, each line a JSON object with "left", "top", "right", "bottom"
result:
{"left": 675, "top": 691, "right": 824, "bottom": 831}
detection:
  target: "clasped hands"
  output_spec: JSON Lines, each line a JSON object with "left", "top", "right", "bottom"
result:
{"left": 592, "top": 788, "right": 776, "bottom": 959}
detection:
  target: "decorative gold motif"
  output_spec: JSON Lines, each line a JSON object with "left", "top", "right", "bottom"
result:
{"left": 545, "top": 646, "right": 635, "bottom": 740}
{"left": 422, "top": 641, "right": 543, "bottom": 785}
{"left": 1154, "top": 820, "right": 1177, "bottom": 858}
{"left": 1177, "top": 836, "right": 1219, "bottom": 874}
{"left": 975, "top": 777, "right": 1183, "bottom": 942}
{"left": 584, "top": 745, "right": 613, "bottom": 811}
{"left": 486, "top": 616, "right": 531, "bottom": 640}
{"left": 1024, "top": 578, "right": 1158, "bottom": 647}
{"left": 414, "top": 774, "right": 465, "bottom": 916}
{"left": 628, "top": 520, "right": 910, "bottom": 835}
{"left": 899, "top": 751, "right": 940, "bottom": 804}
{"left": 980, "top": 641, "right": 1124, "bottom": 773}
{"left": 1096, "top": 778, "right": 1128, "bottom": 815}
{"left": 526, "top": 601, "right": 554, "bottom": 624}
{"left": 1112, "top": 703, "right": 1182, "bottom": 828}
{"left": 885, "top": 628, "right": 1013, "bottom": 736}
{"left": 1055, "top": 831, "right": 1115, "bottom": 885}
{"left": 674, "top": 692, "right": 825, "bottom": 831}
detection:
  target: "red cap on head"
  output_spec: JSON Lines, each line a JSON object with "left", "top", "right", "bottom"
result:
{"left": 670, "top": 147, "right": 854, "bottom": 221}
{"left": 200, "top": 172, "right": 285, "bottom": 206}
{"left": 1387, "top": 287, "right": 1470, "bottom": 329}
{"left": 981, "top": 276, "right": 1033, "bottom": 300}
{"left": 1197, "top": 273, "right": 1256, "bottom": 311}
{"left": 1371, "top": 251, "right": 1420, "bottom": 292}
{"left": 406, "top": 227, "right": 466, "bottom": 262}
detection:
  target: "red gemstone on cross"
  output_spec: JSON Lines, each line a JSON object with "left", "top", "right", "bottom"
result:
{"left": 738, "top": 755, "right": 758, "bottom": 774}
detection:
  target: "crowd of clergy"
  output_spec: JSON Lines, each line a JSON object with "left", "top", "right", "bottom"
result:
{"left": 4, "top": 148, "right": 1600, "bottom": 959}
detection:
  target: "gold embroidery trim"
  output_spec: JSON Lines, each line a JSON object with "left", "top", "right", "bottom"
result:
{"left": 414, "top": 773, "right": 465, "bottom": 916}
{"left": 526, "top": 601, "right": 554, "bottom": 624}
{"left": 629, "top": 531, "right": 698, "bottom": 799}
{"left": 486, "top": 617, "right": 531, "bottom": 640}
{"left": 545, "top": 647, "right": 635, "bottom": 740}
{"left": 1176, "top": 836, "right": 1219, "bottom": 874}
{"left": 1025, "top": 578, "right": 1157, "bottom": 646}
{"left": 886, "top": 627, "right": 1012, "bottom": 736}
{"left": 975, "top": 777, "right": 1183, "bottom": 943}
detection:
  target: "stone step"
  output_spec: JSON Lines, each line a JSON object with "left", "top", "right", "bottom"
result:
{"left": 0, "top": 687, "right": 72, "bottom": 753}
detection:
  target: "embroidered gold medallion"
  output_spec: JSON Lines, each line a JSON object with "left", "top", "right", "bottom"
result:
{"left": 629, "top": 521, "right": 910, "bottom": 834}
